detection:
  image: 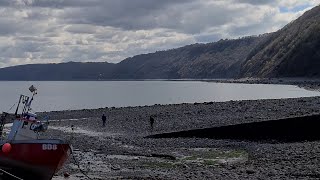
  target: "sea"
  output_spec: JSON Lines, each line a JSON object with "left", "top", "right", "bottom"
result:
{"left": 0, "top": 81, "right": 319, "bottom": 112}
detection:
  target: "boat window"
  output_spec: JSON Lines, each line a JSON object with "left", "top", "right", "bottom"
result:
{"left": 22, "top": 121, "right": 28, "bottom": 128}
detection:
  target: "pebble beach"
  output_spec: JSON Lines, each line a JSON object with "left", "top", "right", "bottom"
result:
{"left": 39, "top": 95, "right": 320, "bottom": 180}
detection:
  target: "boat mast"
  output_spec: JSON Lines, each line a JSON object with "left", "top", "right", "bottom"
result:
{"left": 14, "top": 95, "right": 23, "bottom": 117}
{"left": 21, "top": 96, "right": 30, "bottom": 115}
{"left": 14, "top": 85, "right": 37, "bottom": 117}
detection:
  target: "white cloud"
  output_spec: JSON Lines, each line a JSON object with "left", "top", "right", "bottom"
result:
{"left": 0, "top": 0, "right": 318, "bottom": 67}
{"left": 278, "top": 0, "right": 318, "bottom": 8}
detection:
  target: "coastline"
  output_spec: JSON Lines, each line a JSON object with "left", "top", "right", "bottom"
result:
{"left": 204, "top": 78, "right": 320, "bottom": 91}
{"left": 43, "top": 96, "right": 320, "bottom": 179}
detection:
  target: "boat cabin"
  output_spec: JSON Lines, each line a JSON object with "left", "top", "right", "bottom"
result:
{"left": 7, "top": 115, "right": 42, "bottom": 141}
{"left": 5, "top": 86, "right": 48, "bottom": 141}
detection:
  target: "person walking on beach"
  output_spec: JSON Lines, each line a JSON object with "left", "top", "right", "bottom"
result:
{"left": 149, "top": 115, "right": 155, "bottom": 131}
{"left": 102, "top": 114, "right": 106, "bottom": 127}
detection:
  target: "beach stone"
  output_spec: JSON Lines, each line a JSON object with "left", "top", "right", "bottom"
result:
{"left": 111, "top": 165, "right": 121, "bottom": 171}
{"left": 63, "top": 172, "right": 70, "bottom": 177}
{"left": 246, "top": 169, "right": 256, "bottom": 174}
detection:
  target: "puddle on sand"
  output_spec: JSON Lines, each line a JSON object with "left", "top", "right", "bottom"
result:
{"left": 121, "top": 144, "right": 140, "bottom": 150}
{"left": 49, "top": 126, "right": 121, "bottom": 137}
{"left": 106, "top": 154, "right": 142, "bottom": 160}
{"left": 50, "top": 126, "right": 102, "bottom": 137}
{"left": 49, "top": 118, "right": 89, "bottom": 122}
{"left": 179, "top": 148, "right": 248, "bottom": 166}
{"left": 58, "top": 151, "right": 138, "bottom": 179}
{"left": 52, "top": 174, "right": 84, "bottom": 180}
{"left": 52, "top": 173, "right": 100, "bottom": 180}
{"left": 5, "top": 121, "right": 120, "bottom": 138}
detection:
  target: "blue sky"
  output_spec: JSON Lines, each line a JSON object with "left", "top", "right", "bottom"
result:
{"left": 280, "top": 3, "right": 312, "bottom": 12}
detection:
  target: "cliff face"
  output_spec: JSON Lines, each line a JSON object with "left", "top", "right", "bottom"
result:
{"left": 111, "top": 36, "right": 266, "bottom": 79}
{"left": 240, "top": 5, "right": 320, "bottom": 78}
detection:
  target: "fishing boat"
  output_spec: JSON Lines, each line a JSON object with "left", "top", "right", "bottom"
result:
{"left": 0, "top": 86, "right": 71, "bottom": 180}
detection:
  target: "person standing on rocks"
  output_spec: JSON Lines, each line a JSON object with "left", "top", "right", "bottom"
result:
{"left": 102, "top": 114, "right": 107, "bottom": 127}
{"left": 149, "top": 115, "right": 155, "bottom": 131}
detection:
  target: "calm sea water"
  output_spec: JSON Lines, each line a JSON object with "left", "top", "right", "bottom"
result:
{"left": 0, "top": 81, "right": 319, "bottom": 112}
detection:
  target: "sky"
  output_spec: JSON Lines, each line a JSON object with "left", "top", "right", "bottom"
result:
{"left": 0, "top": 0, "right": 319, "bottom": 68}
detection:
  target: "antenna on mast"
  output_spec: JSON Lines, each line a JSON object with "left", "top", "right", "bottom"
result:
{"left": 26, "top": 85, "right": 37, "bottom": 112}
{"left": 29, "top": 85, "right": 37, "bottom": 95}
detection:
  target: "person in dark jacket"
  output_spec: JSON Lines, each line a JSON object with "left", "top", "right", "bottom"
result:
{"left": 149, "top": 115, "right": 155, "bottom": 131}
{"left": 102, "top": 114, "right": 106, "bottom": 127}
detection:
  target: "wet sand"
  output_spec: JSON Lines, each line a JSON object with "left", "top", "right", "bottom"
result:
{"left": 43, "top": 96, "right": 320, "bottom": 179}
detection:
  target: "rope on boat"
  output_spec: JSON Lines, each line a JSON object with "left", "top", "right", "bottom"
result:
{"left": 6, "top": 102, "right": 18, "bottom": 113}
{"left": 71, "top": 148, "right": 93, "bottom": 180}
{"left": 0, "top": 168, "right": 23, "bottom": 180}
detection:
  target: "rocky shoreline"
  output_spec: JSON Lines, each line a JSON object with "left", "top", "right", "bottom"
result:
{"left": 41, "top": 95, "right": 320, "bottom": 179}
{"left": 206, "top": 78, "right": 320, "bottom": 91}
